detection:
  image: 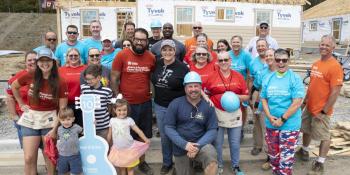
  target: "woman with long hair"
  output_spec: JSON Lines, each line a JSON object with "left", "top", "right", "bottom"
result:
{"left": 11, "top": 48, "right": 68, "bottom": 175}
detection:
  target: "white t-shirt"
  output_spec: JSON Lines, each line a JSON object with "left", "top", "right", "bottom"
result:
{"left": 110, "top": 117, "right": 135, "bottom": 149}
{"left": 245, "top": 35, "right": 279, "bottom": 58}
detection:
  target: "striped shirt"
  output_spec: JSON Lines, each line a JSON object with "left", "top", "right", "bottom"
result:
{"left": 80, "top": 84, "right": 113, "bottom": 130}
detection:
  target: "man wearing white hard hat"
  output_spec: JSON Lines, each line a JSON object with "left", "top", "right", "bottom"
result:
{"left": 164, "top": 71, "right": 218, "bottom": 175}
{"left": 148, "top": 20, "right": 163, "bottom": 50}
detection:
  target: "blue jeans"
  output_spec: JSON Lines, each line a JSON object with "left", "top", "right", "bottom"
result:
{"left": 154, "top": 103, "right": 173, "bottom": 167}
{"left": 13, "top": 120, "right": 23, "bottom": 148}
{"left": 214, "top": 126, "right": 242, "bottom": 168}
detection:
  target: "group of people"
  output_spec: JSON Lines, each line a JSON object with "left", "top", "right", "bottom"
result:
{"left": 5, "top": 18, "right": 343, "bottom": 175}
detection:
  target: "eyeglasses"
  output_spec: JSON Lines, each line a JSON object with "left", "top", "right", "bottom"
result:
{"left": 275, "top": 58, "right": 288, "bottom": 63}
{"left": 47, "top": 38, "right": 56, "bottom": 42}
{"left": 134, "top": 38, "right": 147, "bottom": 43}
{"left": 123, "top": 44, "right": 131, "bottom": 47}
{"left": 260, "top": 26, "right": 268, "bottom": 29}
{"left": 195, "top": 53, "right": 208, "bottom": 57}
{"left": 67, "top": 31, "right": 78, "bottom": 35}
{"left": 218, "top": 58, "right": 230, "bottom": 63}
{"left": 68, "top": 54, "right": 79, "bottom": 58}
{"left": 193, "top": 26, "right": 202, "bottom": 30}
{"left": 89, "top": 54, "right": 100, "bottom": 58}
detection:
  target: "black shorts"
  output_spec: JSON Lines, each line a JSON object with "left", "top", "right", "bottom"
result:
{"left": 250, "top": 85, "right": 259, "bottom": 100}
{"left": 129, "top": 100, "right": 153, "bottom": 139}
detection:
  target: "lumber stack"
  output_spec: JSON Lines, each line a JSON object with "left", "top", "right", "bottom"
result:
{"left": 329, "top": 122, "right": 350, "bottom": 155}
{"left": 340, "top": 82, "right": 350, "bottom": 98}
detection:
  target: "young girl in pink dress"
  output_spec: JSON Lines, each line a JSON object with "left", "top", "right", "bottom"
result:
{"left": 107, "top": 98, "right": 150, "bottom": 175}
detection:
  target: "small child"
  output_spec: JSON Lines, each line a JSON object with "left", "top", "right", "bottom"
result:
{"left": 107, "top": 98, "right": 150, "bottom": 175}
{"left": 81, "top": 64, "right": 113, "bottom": 140}
{"left": 57, "top": 107, "right": 83, "bottom": 175}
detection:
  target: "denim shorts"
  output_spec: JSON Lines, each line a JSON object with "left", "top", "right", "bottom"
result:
{"left": 21, "top": 125, "right": 51, "bottom": 137}
{"left": 57, "top": 154, "right": 83, "bottom": 174}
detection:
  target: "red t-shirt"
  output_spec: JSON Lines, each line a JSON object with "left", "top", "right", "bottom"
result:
{"left": 189, "top": 62, "right": 217, "bottom": 89}
{"left": 6, "top": 70, "right": 29, "bottom": 116}
{"left": 205, "top": 69, "right": 248, "bottom": 110}
{"left": 17, "top": 72, "right": 68, "bottom": 111}
{"left": 112, "top": 48, "right": 155, "bottom": 104}
{"left": 184, "top": 50, "right": 218, "bottom": 66}
{"left": 59, "top": 65, "right": 87, "bottom": 103}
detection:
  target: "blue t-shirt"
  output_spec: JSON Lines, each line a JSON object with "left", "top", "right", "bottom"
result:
{"left": 101, "top": 48, "right": 121, "bottom": 70}
{"left": 260, "top": 69, "right": 305, "bottom": 131}
{"left": 164, "top": 96, "right": 218, "bottom": 156}
{"left": 55, "top": 41, "right": 88, "bottom": 65}
{"left": 228, "top": 49, "right": 252, "bottom": 79}
{"left": 256, "top": 68, "right": 274, "bottom": 111}
{"left": 250, "top": 56, "right": 267, "bottom": 88}
{"left": 82, "top": 38, "right": 103, "bottom": 51}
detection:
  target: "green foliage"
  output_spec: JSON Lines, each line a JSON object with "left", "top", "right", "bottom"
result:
{"left": 0, "top": 0, "right": 39, "bottom": 13}
{"left": 0, "top": 0, "right": 56, "bottom": 13}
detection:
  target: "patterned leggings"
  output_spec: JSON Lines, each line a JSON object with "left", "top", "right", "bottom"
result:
{"left": 265, "top": 128, "right": 299, "bottom": 175}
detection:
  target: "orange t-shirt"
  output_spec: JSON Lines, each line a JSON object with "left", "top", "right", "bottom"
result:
{"left": 184, "top": 37, "right": 214, "bottom": 53}
{"left": 112, "top": 48, "right": 155, "bottom": 104}
{"left": 307, "top": 57, "right": 343, "bottom": 116}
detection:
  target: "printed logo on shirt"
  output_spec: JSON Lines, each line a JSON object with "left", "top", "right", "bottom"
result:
{"left": 310, "top": 67, "right": 324, "bottom": 78}
{"left": 267, "top": 86, "right": 290, "bottom": 97}
{"left": 126, "top": 61, "right": 151, "bottom": 73}
{"left": 157, "top": 69, "right": 173, "bottom": 85}
{"left": 191, "top": 111, "right": 204, "bottom": 120}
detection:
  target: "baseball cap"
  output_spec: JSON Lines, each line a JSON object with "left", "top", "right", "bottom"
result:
{"left": 161, "top": 39, "right": 175, "bottom": 49}
{"left": 36, "top": 47, "right": 54, "bottom": 60}
{"left": 260, "top": 22, "right": 269, "bottom": 27}
{"left": 102, "top": 37, "right": 112, "bottom": 42}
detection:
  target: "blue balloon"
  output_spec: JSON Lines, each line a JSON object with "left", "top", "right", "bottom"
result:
{"left": 221, "top": 91, "right": 240, "bottom": 112}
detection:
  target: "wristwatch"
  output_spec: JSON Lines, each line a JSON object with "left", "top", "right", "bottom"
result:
{"left": 281, "top": 116, "right": 287, "bottom": 123}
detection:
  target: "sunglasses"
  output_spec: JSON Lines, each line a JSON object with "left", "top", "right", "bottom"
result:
{"left": 260, "top": 26, "right": 268, "bottom": 29}
{"left": 68, "top": 54, "right": 79, "bottom": 58}
{"left": 89, "top": 54, "right": 100, "bottom": 58}
{"left": 218, "top": 58, "right": 230, "bottom": 63}
{"left": 195, "top": 53, "right": 208, "bottom": 57}
{"left": 67, "top": 31, "right": 78, "bottom": 35}
{"left": 123, "top": 44, "right": 131, "bottom": 47}
{"left": 47, "top": 38, "right": 57, "bottom": 42}
{"left": 275, "top": 58, "right": 288, "bottom": 63}
{"left": 193, "top": 27, "right": 202, "bottom": 30}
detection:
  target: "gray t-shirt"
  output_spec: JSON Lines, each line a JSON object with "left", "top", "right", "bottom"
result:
{"left": 57, "top": 124, "right": 83, "bottom": 156}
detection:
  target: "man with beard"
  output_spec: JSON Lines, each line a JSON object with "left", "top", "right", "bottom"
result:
{"left": 111, "top": 28, "right": 156, "bottom": 175}
{"left": 82, "top": 20, "right": 103, "bottom": 51}
{"left": 184, "top": 21, "right": 214, "bottom": 52}
{"left": 151, "top": 23, "right": 186, "bottom": 61}
{"left": 55, "top": 25, "right": 88, "bottom": 65}
{"left": 164, "top": 71, "right": 218, "bottom": 175}
{"left": 114, "top": 21, "right": 135, "bottom": 49}
{"left": 245, "top": 22, "right": 278, "bottom": 58}
{"left": 34, "top": 31, "right": 57, "bottom": 53}
{"left": 249, "top": 39, "right": 269, "bottom": 156}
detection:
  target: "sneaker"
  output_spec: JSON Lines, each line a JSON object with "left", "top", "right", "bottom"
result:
{"left": 217, "top": 166, "right": 224, "bottom": 175}
{"left": 250, "top": 148, "right": 262, "bottom": 156}
{"left": 160, "top": 165, "right": 172, "bottom": 175}
{"left": 233, "top": 166, "right": 245, "bottom": 175}
{"left": 296, "top": 148, "right": 310, "bottom": 161}
{"left": 261, "top": 161, "right": 271, "bottom": 171}
{"left": 307, "top": 161, "right": 324, "bottom": 175}
{"left": 138, "top": 161, "right": 154, "bottom": 175}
